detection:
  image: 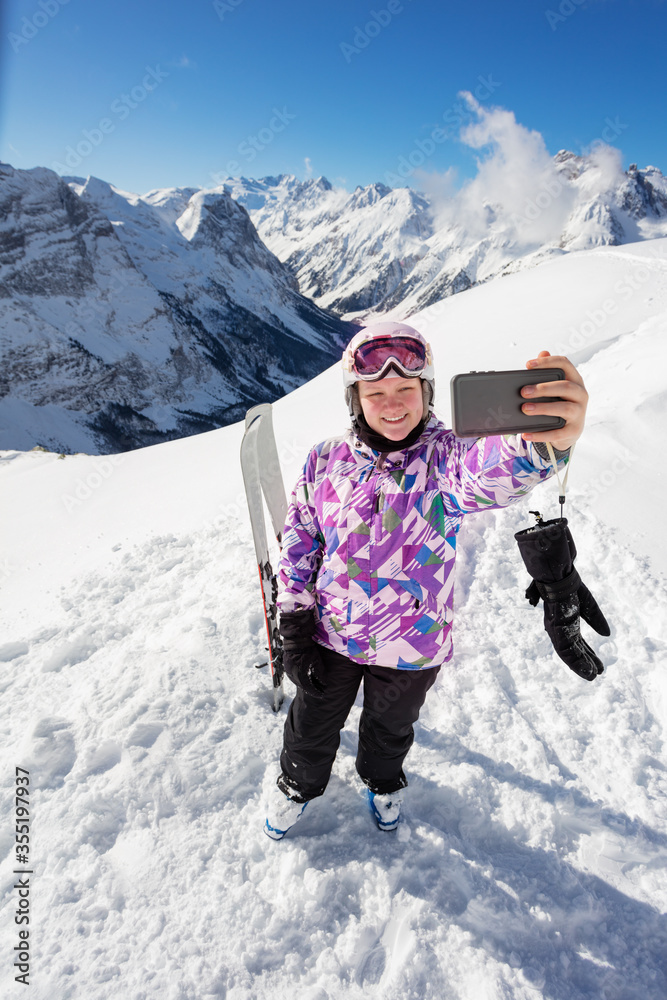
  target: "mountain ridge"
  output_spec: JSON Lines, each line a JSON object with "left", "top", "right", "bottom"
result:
{"left": 2, "top": 151, "right": 666, "bottom": 455}
{"left": 222, "top": 152, "right": 667, "bottom": 319}
{"left": 0, "top": 163, "right": 350, "bottom": 454}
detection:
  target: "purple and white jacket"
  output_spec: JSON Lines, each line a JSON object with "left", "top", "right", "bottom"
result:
{"left": 277, "top": 416, "right": 567, "bottom": 670}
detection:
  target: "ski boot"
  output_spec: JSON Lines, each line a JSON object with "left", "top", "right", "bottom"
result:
{"left": 264, "top": 782, "right": 309, "bottom": 841}
{"left": 367, "top": 789, "right": 403, "bottom": 832}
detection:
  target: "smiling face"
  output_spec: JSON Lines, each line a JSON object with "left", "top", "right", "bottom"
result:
{"left": 357, "top": 375, "right": 424, "bottom": 440}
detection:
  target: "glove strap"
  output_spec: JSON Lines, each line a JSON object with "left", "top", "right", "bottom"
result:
{"left": 534, "top": 566, "right": 581, "bottom": 602}
{"left": 546, "top": 441, "right": 574, "bottom": 518}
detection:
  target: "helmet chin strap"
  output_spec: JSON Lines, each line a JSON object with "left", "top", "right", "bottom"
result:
{"left": 421, "top": 378, "right": 434, "bottom": 415}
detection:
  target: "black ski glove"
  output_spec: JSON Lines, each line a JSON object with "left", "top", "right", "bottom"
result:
{"left": 514, "top": 517, "right": 610, "bottom": 682}
{"left": 279, "top": 609, "right": 327, "bottom": 697}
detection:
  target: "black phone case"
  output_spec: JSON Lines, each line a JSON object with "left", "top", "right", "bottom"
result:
{"left": 450, "top": 369, "right": 566, "bottom": 438}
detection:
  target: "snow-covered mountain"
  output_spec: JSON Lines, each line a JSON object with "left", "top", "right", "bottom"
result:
{"left": 0, "top": 164, "right": 351, "bottom": 454}
{"left": 2, "top": 238, "right": 667, "bottom": 999}
{"left": 4, "top": 132, "right": 667, "bottom": 458}
{"left": 223, "top": 174, "right": 433, "bottom": 316}
{"left": 222, "top": 154, "right": 667, "bottom": 320}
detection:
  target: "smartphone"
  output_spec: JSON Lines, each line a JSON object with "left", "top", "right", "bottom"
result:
{"left": 450, "top": 369, "right": 566, "bottom": 438}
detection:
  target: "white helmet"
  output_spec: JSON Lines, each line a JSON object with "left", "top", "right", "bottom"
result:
{"left": 342, "top": 321, "right": 435, "bottom": 428}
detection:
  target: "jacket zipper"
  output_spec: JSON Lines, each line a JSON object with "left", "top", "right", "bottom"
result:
{"left": 373, "top": 452, "right": 386, "bottom": 514}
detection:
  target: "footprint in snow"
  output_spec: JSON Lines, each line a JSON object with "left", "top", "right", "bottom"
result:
{"left": 0, "top": 641, "right": 29, "bottom": 661}
{"left": 25, "top": 717, "right": 76, "bottom": 789}
{"left": 41, "top": 633, "right": 99, "bottom": 673}
{"left": 354, "top": 933, "right": 386, "bottom": 986}
{"left": 125, "top": 722, "right": 164, "bottom": 748}
{"left": 81, "top": 740, "right": 122, "bottom": 777}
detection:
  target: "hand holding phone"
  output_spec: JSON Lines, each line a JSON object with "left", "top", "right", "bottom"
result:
{"left": 523, "top": 350, "right": 589, "bottom": 451}
{"left": 452, "top": 351, "right": 588, "bottom": 451}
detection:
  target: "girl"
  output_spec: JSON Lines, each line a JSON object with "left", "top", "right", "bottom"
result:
{"left": 264, "top": 322, "right": 587, "bottom": 839}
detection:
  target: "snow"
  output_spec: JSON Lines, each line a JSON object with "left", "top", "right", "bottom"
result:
{"left": 0, "top": 165, "right": 346, "bottom": 455}
{"left": 221, "top": 153, "right": 667, "bottom": 321}
{"left": 1, "top": 240, "right": 667, "bottom": 999}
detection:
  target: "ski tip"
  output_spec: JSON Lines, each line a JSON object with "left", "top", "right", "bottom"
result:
{"left": 244, "top": 403, "right": 272, "bottom": 429}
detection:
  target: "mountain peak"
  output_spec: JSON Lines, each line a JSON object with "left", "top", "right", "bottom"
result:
{"left": 0, "top": 163, "right": 350, "bottom": 453}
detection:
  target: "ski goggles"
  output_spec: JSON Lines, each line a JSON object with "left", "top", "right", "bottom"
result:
{"left": 351, "top": 336, "right": 429, "bottom": 381}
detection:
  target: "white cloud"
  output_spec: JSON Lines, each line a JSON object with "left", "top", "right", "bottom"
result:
{"left": 584, "top": 143, "right": 625, "bottom": 194}
{"left": 415, "top": 94, "right": 594, "bottom": 247}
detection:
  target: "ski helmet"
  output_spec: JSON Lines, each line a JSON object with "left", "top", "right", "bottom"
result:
{"left": 342, "top": 322, "right": 435, "bottom": 429}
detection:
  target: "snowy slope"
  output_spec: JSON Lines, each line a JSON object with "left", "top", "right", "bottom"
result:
{"left": 1, "top": 241, "right": 666, "bottom": 1000}
{"left": 408, "top": 238, "right": 667, "bottom": 568}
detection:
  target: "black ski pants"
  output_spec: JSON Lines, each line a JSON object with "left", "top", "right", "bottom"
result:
{"left": 279, "top": 645, "right": 440, "bottom": 801}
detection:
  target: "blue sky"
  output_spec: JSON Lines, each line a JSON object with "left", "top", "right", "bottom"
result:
{"left": 1, "top": 0, "right": 666, "bottom": 194}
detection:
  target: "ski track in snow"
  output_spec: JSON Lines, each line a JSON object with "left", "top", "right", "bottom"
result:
{"left": 1, "top": 499, "right": 666, "bottom": 1000}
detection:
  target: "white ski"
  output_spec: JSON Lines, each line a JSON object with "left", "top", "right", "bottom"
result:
{"left": 240, "top": 403, "right": 288, "bottom": 711}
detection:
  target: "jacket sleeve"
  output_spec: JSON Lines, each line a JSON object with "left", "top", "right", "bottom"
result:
{"left": 438, "top": 433, "right": 569, "bottom": 514}
{"left": 277, "top": 450, "right": 325, "bottom": 614}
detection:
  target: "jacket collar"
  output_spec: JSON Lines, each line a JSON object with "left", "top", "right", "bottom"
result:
{"left": 348, "top": 414, "right": 443, "bottom": 468}
{"left": 354, "top": 412, "right": 427, "bottom": 453}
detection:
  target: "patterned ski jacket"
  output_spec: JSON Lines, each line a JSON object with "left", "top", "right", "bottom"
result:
{"left": 277, "top": 416, "right": 567, "bottom": 670}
